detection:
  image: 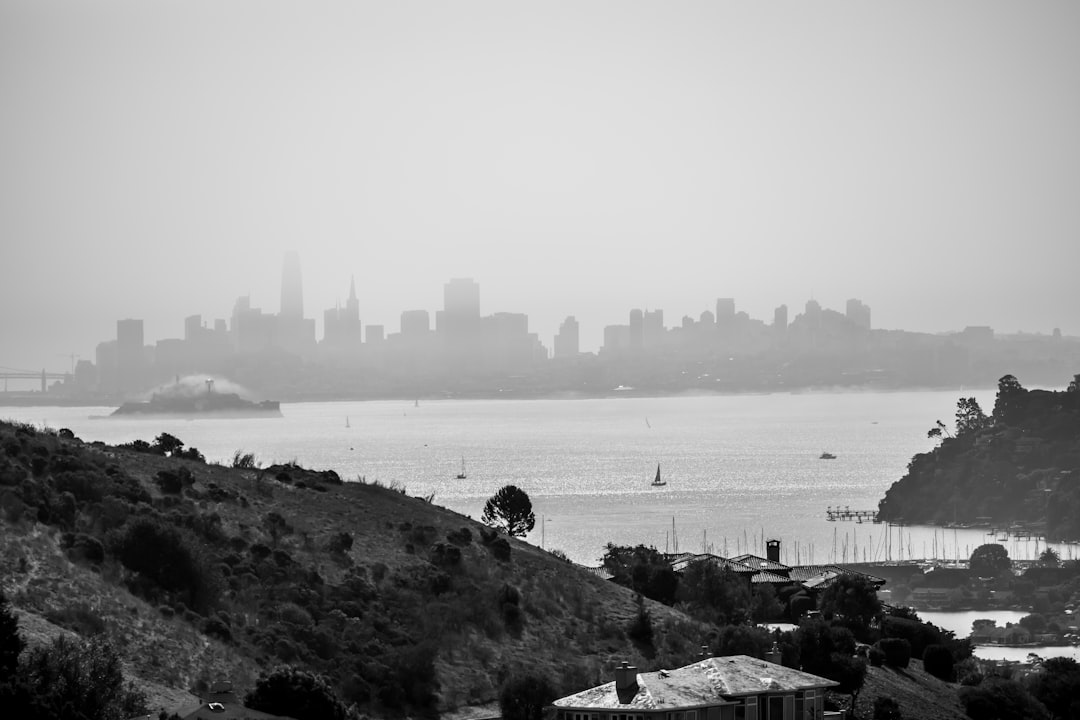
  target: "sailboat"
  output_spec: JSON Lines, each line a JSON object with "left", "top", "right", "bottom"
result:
{"left": 345, "top": 416, "right": 350, "bottom": 428}
{"left": 651, "top": 463, "right": 666, "bottom": 487}
{"left": 456, "top": 456, "right": 467, "bottom": 480}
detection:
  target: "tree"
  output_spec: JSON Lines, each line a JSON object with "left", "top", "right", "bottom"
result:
{"left": 675, "top": 559, "right": 751, "bottom": 623}
{"left": 18, "top": 635, "right": 147, "bottom": 720}
{"left": 245, "top": 667, "right": 349, "bottom": 720}
{"left": 960, "top": 677, "right": 1048, "bottom": 720}
{"left": 818, "top": 574, "right": 882, "bottom": 637}
{"left": 482, "top": 485, "right": 535, "bottom": 538}
{"left": 956, "top": 397, "right": 990, "bottom": 436}
{"left": 1027, "top": 656, "right": 1080, "bottom": 720}
{"left": 750, "top": 583, "right": 784, "bottom": 623}
{"left": 714, "top": 624, "right": 773, "bottom": 658}
{"left": 1039, "top": 547, "right": 1060, "bottom": 566}
{"left": 993, "top": 374, "right": 1028, "bottom": 425}
{"left": 927, "top": 420, "right": 952, "bottom": 442}
{"left": 0, "top": 590, "right": 24, "bottom": 678}
{"left": 923, "top": 644, "right": 954, "bottom": 681}
{"left": 498, "top": 673, "right": 556, "bottom": 720}
{"left": 152, "top": 432, "right": 185, "bottom": 456}
{"left": 1068, "top": 374, "right": 1080, "bottom": 393}
{"left": 602, "top": 544, "right": 679, "bottom": 605}
{"left": 970, "top": 544, "right": 1011, "bottom": 578}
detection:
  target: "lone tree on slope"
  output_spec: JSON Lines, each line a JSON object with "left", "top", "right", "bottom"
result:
{"left": 482, "top": 485, "right": 536, "bottom": 538}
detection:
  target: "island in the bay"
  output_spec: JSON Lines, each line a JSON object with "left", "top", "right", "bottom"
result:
{"left": 878, "top": 373, "right": 1080, "bottom": 541}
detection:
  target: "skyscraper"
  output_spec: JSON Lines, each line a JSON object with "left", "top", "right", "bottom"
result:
{"left": 554, "top": 316, "right": 580, "bottom": 358}
{"left": 280, "top": 251, "right": 304, "bottom": 319}
{"left": 443, "top": 278, "right": 480, "bottom": 318}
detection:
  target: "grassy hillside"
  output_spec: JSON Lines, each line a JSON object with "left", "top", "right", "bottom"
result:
{"left": 854, "top": 659, "right": 967, "bottom": 720}
{"left": 0, "top": 420, "right": 710, "bottom": 717}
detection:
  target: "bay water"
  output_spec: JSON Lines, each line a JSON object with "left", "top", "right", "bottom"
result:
{"left": 7, "top": 389, "right": 1074, "bottom": 568}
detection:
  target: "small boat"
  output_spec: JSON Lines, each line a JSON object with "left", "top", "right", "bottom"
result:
{"left": 651, "top": 464, "right": 666, "bottom": 487}
{"left": 456, "top": 456, "right": 467, "bottom": 480}
{"left": 819, "top": 452, "right": 837, "bottom": 460}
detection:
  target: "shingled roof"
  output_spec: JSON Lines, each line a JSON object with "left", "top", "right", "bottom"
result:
{"left": 552, "top": 657, "right": 837, "bottom": 710}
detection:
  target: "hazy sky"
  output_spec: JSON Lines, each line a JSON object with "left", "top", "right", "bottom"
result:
{"left": 3, "top": 1, "right": 1079, "bottom": 370}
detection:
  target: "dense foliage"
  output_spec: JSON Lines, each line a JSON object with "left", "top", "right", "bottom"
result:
{"left": 244, "top": 666, "right": 350, "bottom": 720}
{"left": 498, "top": 673, "right": 557, "bottom": 720}
{"left": 0, "top": 600, "right": 147, "bottom": 720}
{"left": 879, "top": 375, "right": 1080, "bottom": 539}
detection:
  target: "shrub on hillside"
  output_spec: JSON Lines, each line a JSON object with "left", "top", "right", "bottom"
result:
{"left": 877, "top": 638, "right": 911, "bottom": 668}
{"left": 446, "top": 527, "right": 473, "bottom": 546}
{"left": 923, "top": 644, "right": 954, "bottom": 680}
{"left": 44, "top": 604, "right": 106, "bottom": 637}
{"left": 960, "top": 677, "right": 1049, "bottom": 720}
{"left": 326, "top": 532, "right": 353, "bottom": 555}
{"left": 108, "top": 518, "right": 221, "bottom": 614}
{"left": 244, "top": 666, "right": 349, "bottom": 720}
{"left": 155, "top": 470, "right": 184, "bottom": 494}
{"left": 873, "top": 696, "right": 902, "bottom": 720}
{"left": 499, "top": 673, "right": 557, "bottom": 720}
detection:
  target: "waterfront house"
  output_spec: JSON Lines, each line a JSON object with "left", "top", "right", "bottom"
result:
{"left": 551, "top": 657, "right": 838, "bottom": 720}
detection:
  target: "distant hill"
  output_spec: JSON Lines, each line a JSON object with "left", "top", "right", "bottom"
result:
{"left": 878, "top": 375, "right": 1080, "bottom": 539}
{"left": 0, "top": 420, "right": 711, "bottom": 717}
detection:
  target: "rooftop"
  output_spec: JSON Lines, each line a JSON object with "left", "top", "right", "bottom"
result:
{"left": 553, "top": 656, "right": 838, "bottom": 710}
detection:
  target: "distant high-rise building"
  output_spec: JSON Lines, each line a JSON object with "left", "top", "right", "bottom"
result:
{"left": 716, "top": 298, "right": 735, "bottom": 319}
{"left": 554, "top": 316, "right": 580, "bottom": 358}
{"left": 629, "top": 309, "right": 644, "bottom": 349}
{"left": 643, "top": 309, "right": 664, "bottom": 347}
{"left": 845, "top": 298, "right": 871, "bottom": 330}
{"left": 365, "top": 325, "right": 384, "bottom": 344}
{"left": 443, "top": 278, "right": 480, "bottom": 318}
{"left": 280, "top": 251, "right": 304, "bottom": 319}
{"left": 322, "top": 277, "right": 362, "bottom": 349}
{"left": 773, "top": 304, "right": 788, "bottom": 333}
{"left": 184, "top": 315, "right": 203, "bottom": 341}
{"left": 603, "top": 324, "right": 631, "bottom": 353}
{"left": 116, "top": 318, "right": 145, "bottom": 395}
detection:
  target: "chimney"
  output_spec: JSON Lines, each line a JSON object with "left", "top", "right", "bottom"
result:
{"left": 766, "top": 642, "right": 782, "bottom": 665}
{"left": 699, "top": 644, "right": 710, "bottom": 659}
{"left": 614, "top": 661, "right": 638, "bottom": 697}
{"left": 766, "top": 539, "right": 781, "bottom": 563}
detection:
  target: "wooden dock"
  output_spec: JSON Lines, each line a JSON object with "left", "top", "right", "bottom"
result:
{"left": 826, "top": 506, "right": 880, "bottom": 523}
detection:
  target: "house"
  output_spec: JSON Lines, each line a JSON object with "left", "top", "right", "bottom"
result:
{"left": 551, "top": 657, "right": 838, "bottom": 720}
{"left": 969, "top": 625, "right": 1032, "bottom": 646}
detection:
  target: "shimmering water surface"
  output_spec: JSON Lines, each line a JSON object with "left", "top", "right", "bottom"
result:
{"left": 5, "top": 390, "right": 1073, "bottom": 567}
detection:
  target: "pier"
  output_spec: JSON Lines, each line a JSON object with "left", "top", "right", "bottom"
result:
{"left": 826, "top": 506, "right": 880, "bottom": 523}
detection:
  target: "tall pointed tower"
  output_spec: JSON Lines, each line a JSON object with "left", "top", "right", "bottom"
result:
{"left": 346, "top": 275, "right": 359, "bottom": 322}
{"left": 280, "top": 251, "right": 304, "bottom": 319}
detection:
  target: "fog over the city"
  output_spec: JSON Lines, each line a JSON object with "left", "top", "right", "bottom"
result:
{"left": 2, "top": 1, "right": 1078, "bottom": 370}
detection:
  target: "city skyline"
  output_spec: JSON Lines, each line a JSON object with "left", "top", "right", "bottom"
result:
{"left": 3, "top": 2, "right": 1079, "bottom": 371}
